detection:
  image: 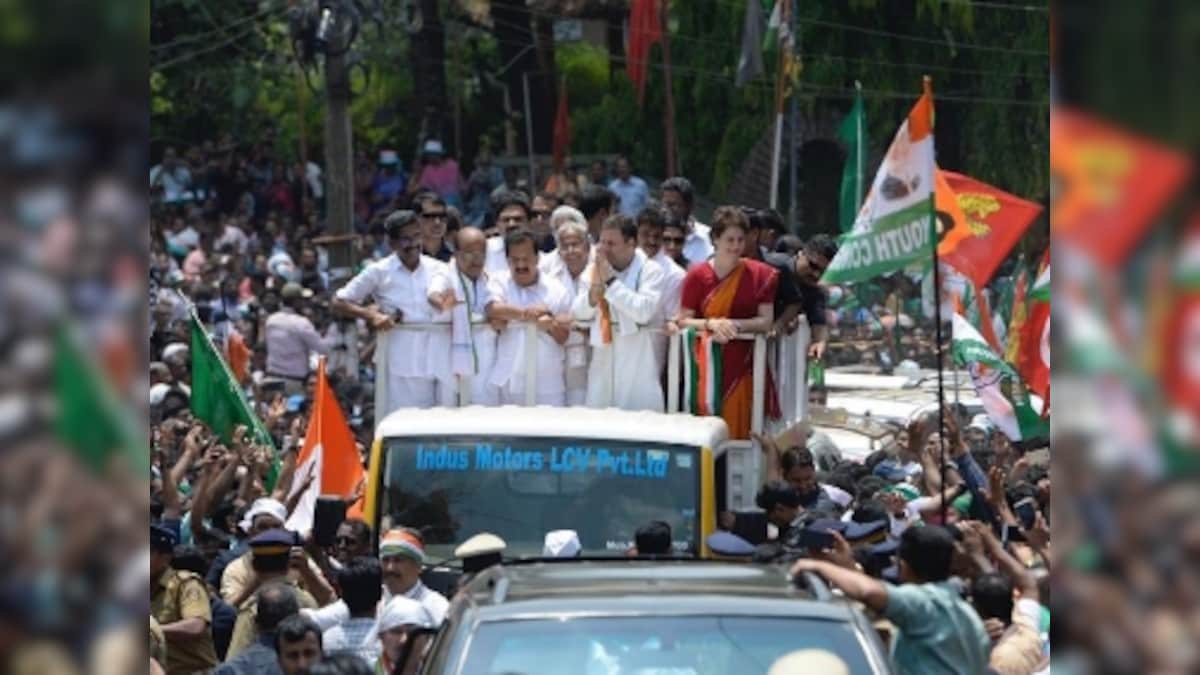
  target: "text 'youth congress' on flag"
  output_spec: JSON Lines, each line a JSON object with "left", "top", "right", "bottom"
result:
{"left": 823, "top": 78, "right": 936, "bottom": 284}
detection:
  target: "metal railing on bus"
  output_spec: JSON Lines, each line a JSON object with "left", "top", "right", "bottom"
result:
{"left": 372, "top": 316, "right": 810, "bottom": 433}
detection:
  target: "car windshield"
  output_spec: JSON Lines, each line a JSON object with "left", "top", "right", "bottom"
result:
{"left": 381, "top": 437, "right": 701, "bottom": 559}
{"left": 457, "top": 615, "right": 875, "bottom": 674}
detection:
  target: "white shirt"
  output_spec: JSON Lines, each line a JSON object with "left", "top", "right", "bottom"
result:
{"left": 428, "top": 263, "right": 498, "bottom": 382}
{"left": 653, "top": 250, "right": 686, "bottom": 324}
{"left": 335, "top": 254, "right": 449, "bottom": 378}
{"left": 150, "top": 164, "right": 193, "bottom": 202}
{"left": 214, "top": 225, "right": 248, "bottom": 255}
{"left": 573, "top": 250, "right": 665, "bottom": 411}
{"left": 383, "top": 580, "right": 449, "bottom": 627}
{"left": 486, "top": 271, "right": 573, "bottom": 393}
{"left": 682, "top": 218, "right": 713, "bottom": 267}
{"left": 484, "top": 236, "right": 508, "bottom": 277}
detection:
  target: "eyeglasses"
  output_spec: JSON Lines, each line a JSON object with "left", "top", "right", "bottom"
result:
{"left": 531, "top": 209, "right": 551, "bottom": 218}
{"left": 335, "top": 536, "right": 358, "bottom": 546}
{"left": 662, "top": 236, "right": 685, "bottom": 245}
{"left": 421, "top": 212, "right": 448, "bottom": 221}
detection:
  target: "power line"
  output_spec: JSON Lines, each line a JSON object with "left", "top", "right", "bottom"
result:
{"left": 151, "top": 3, "right": 284, "bottom": 53}
{"left": 448, "top": 20, "right": 1047, "bottom": 107}
{"left": 514, "top": 3, "right": 1048, "bottom": 58}
{"left": 483, "top": 8, "right": 1047, "bottom": 82}
{"left": 936, "top": 0, "right": 1050, "bottom": 13}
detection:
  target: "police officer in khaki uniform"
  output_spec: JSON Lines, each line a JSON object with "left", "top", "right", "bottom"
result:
{"left": 226, "top": 529, "right": 319, "bottom": 659}
{"left": 150, "top": 525, "right": 218, "bottom": 675}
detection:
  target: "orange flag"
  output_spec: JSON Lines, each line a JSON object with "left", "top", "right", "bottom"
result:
{"left": 936, "top": 169, "right": 1043, "bottom": 289}
{"left": 285, "top": 358, "right": 366, "bottom": 534}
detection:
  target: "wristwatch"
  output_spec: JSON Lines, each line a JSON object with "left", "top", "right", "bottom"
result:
{"left": 604, "top": 276, "right": 617, "bottom": 287}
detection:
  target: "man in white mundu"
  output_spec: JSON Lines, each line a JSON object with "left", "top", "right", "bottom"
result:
{"left": 574, "top": 214, "right": 665, "bottom": 411}
{"left": 486, "top": 229, "right": 574, "bottom": 406}
{"left": 428, "top": 226, "right": 501, "bottom": 406}
{"left": 333, "top": 210, "right": 448, "bottom": 413}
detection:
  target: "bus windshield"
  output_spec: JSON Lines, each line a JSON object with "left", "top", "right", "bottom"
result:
{"left": 380, "top": 436, "right": 701, "bottom": 560}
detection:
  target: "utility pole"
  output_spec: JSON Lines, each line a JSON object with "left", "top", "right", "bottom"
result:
{"left": 324, "top": 44, "right": 354, "bottom": 271}
{"left": 787, "top": 0, "right": 800, "bottom": 231}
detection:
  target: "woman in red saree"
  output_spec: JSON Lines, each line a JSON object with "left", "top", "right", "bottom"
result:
{"left": 674, "top": 206, "right": 780, "bottom": 439}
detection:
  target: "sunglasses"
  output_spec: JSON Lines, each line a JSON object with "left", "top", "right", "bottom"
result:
{"left": 421, "top": 212, "right": 448, "bottom": 221}
{"left": 662, "top": 236, "right": 685, "bottom": 245}
{"left": 531, "top": 209, "right": 551, "bottom": 218}
{"left": 805, "top": 252, "right": 828, "bottom": 276}
{"left": 336, "top": 536, "right": 359, "bottom": 546}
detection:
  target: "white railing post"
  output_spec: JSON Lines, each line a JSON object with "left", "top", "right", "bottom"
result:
{"left": 795, "top": 318, "right": 810, "bottom": 423}
{"left": 751, "top": 334, "right": 766, "bottom": 437}
{"left": 523, "top": 322, "right": 537, "bottom": 406}
{"left": 667, "top": 329, "right": 681, "bottom": 413}
{"left": 374, "top": 328, "right": 389, "bottom": 430}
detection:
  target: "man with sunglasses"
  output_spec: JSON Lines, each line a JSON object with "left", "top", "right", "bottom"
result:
{"left": 764, "top": 234, "right": 839, "bottom": 359}
{"left": 333, "top": 209, "right": 449, "bottom": 413}
{"left": 415, "top": 194, "right": 454, "bottom": 262}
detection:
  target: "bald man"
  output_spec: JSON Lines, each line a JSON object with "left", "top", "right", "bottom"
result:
{"left": 429, "top": 227, "right": 501, "bottom": 405}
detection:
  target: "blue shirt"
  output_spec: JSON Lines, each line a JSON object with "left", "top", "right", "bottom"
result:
{"left": 883, "top": 581, "right": 990, "bottom": 675}
{"left": 214, "top": 635, "right": 282, "bottom": 675}
{"left": 608, "top": 176, "right": 650, "bottom": 217}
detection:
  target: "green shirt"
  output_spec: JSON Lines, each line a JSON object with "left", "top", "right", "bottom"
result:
{"left": 883, "top": 581, "right": 990, "bottom": 675}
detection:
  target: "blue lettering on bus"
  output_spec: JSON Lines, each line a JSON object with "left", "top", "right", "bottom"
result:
{"left": 413, "top": 443, "right": 675, "bottom": 479}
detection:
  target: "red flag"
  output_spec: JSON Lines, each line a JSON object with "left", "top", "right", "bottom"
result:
{"left": 936, "top": 170, "right": 1043, "bottom": 289}
{"left": 1051, "top": 108, "right": 1191, "bottom": 268}
{"left": 626, "top": 0, "right": 662, "bottom": 106}
{"left": 552, "top": 79, "right": 570, "bottom": 173}
{"left": 1162, "top": 216, "right": 1200, "bottom": 425}
{"left": 285, "top": 358, "right": 366, "bottom": 534}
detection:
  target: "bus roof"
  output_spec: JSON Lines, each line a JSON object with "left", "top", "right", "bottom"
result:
{"left": 375, "top": 405, "right": 731, "bottom": 448}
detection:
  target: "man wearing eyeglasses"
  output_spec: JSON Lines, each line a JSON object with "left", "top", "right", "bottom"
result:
{"left": 484, "top": 190, "right": 532, "bottom": 276}
{"left": 333, "top": 209, "right": 449, "bottom": 413}
{"left": 660, "top": 176, "right": 712, "bottom": 266}
{"left": 428, "top": 226, "right": 501, "bottom": 406}
{"left": 416, "top": 195, "right": 454, "bottom": 262}
{"left": 764, "top": 234, "right": 839, "bottom": 360}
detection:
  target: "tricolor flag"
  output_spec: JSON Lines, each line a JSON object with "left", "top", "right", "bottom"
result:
{"left": 823, "top": 78, "right": 936, "bottom": 284}
{"left": 682, "top": 327, "right": 722, "bottom": 416}
{"left": 952, "top": 313, "right": 1048, "bottom": 441}
{"left": 286, "top": 357, "right": 366, "bottom": 537}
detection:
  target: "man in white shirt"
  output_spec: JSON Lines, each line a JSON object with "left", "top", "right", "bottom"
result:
{"left": 332, "top": 210, "right": 449, "bottom": 414}
{"left": 635, "top": 205, "right": 686, "bottom": 370}
{"left": 607, "top": 156, "right": 649, "bottom": 218}
{"left": 150, "top": 146, "right": 193, "bottom": 203}
{"left": 428, "top": 226, "right": 501, "bottom": 406}
{"left": 574, "top": 215, "right": 665, "bottom": 411}
{"left": 486, "top": 229, "right": 573, "bottom": 406}
{"left": 379, "top": 529, "right": 449, "bottom": 626}
{"left": 660, "top": 176, "right": 712, "bottom": 266}
{"left": 540, "top": 208, "right": 593, "bottom": 405}
{"left": 484, "top": 190, "right": 530, "bottom": 276}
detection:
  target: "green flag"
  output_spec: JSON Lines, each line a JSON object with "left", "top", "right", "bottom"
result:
{"left": 189, "top": 311, "right": 279, "bottom": 486}
{"left": 823, "top": 80, "right": 936, "bottom": 284}
{"left": 54, "top": 322, "right": 148, "bottom": 475}
{"left": 837, "top": 83, "right": 866, "bottom": 232}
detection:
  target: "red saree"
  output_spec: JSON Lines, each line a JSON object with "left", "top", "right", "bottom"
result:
{"left": 680, "top": 259, "right": 781, "bottom": 438}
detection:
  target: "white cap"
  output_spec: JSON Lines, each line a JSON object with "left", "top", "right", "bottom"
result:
{"left": 379, "top": 149, "right": 399, "bottom": 165}
{"left": 238, "top": 497, "right": 287, "bottom": 533}
{"left": 422, "top": 139, "right": 445, "bottom": 156}
{"left": 375, "top": 596, "right": 435, "bottom": 634}
{"left": 454, "top": 532, "right": 506, "bottom": 559}
{"left": 767, "top": 649, "right": 850, "bottom": 675}
{"left": 149, "top": 382, "right": 172, "bottom": 406}
{"left": 542, "top": 530, "right": 581, "bottom": 558}
{"left": 969, "top": 414, "right": 994, "bottom": 433}
{"left": 162, "top": 342, "right": 188, "bottom": 361}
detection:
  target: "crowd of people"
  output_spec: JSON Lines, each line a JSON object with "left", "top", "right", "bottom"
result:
{"left": 149, "top": 137, "right": 1051, "bottom": 675}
